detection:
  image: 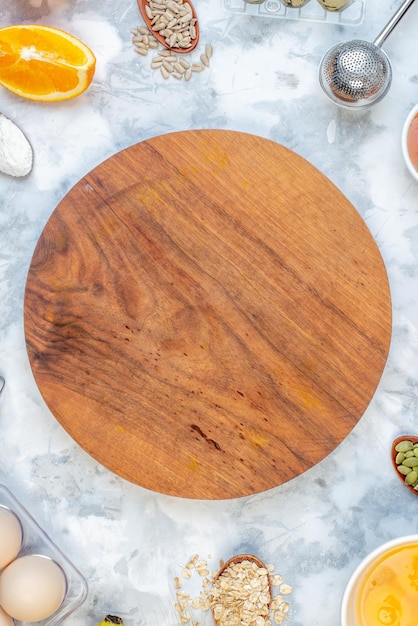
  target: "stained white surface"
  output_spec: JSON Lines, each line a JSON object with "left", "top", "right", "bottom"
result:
{"left": 0, "top": 1, "right": 418, "bottom": 625}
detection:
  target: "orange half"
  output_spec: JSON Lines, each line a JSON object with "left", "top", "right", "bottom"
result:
{"left": 0, "top": 24, "right": 96, "bottom": 102}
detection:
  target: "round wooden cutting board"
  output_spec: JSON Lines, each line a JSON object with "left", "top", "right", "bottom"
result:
{"left": 24, "top": 130, "right": 392, "bottom": 499}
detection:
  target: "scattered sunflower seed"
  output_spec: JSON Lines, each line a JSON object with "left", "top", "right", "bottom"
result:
{"left": 134, "top": 47, "right": 148, "bottom": 56}
{"left": 131, "top": 22, "right": 212, "bottom": 82}
{"left": 200, "top": 53, "right": 209, "bottom": 67}
{"left": 160, "top": 65, "right": 170, "bottom": 79}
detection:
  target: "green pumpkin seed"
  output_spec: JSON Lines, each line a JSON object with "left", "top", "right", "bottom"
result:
{"left": 405, "top": 470, "right": 418, "bottom": 485}
{"left": 398, "top": 465, "right": 412, "bottom": 475}
{"left": 402, "top": 457, "right": 418, "bottom": 467}
{"left": 405, "top": 450, "right": 415, "bottom": 458}
{"left": 396, "top": 452, "right": 405, "bottom": 464}
{"left": 395, "top": 440, "right": 414, "bottom": 452}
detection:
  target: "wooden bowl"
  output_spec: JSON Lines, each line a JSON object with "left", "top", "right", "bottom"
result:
{"left": 212, "top": 554, "right": 272, "bottom": 625}
{"left": 391, "top": 436, "right": 418, "bottom": 495}
{"left": 137, "top": 0, "right": 199, "bottom": 53}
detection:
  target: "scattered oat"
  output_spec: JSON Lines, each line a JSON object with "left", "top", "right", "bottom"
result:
{"left": 171, "top": 554, "right": 292, "bottom": 626}
{"left": 272, "top": 574, "right": 283, "bottom": 586}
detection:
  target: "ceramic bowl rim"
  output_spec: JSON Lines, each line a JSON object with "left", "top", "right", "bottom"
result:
{"left": 401, "top": 103, "right": 418, "bottom": 182}
{"left": 341, "top": 534, "right": 418, "bottom": 626}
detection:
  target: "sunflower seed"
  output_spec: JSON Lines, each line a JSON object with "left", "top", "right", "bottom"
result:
{"left": 162, "top": 59, "right": 174, "bottom": 71}
{"left": 142, "top": 0, "right": 197, "bottom": 49}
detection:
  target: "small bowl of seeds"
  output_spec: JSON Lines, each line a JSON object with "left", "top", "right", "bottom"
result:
{"left": 391, "top": 436, "right": 418, "bottom": 494}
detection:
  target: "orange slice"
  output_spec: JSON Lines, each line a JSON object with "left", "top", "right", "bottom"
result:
{"left": 0, "top": 24, "right": 96, "bottom": 102}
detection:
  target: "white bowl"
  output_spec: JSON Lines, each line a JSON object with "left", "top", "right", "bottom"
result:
{"left": 341, "top": 534, "right": 418, "bottom": 626}
{"left": 401, "top": 103, "right": 418, "bottom": 182}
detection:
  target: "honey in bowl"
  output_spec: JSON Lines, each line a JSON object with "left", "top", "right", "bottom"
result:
{"left": 355, "top": 542, "right": 418, "bottom": 626}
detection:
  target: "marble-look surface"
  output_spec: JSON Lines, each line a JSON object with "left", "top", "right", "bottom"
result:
{"left": 1, "top": 0, "right": 418, "bottom": 625}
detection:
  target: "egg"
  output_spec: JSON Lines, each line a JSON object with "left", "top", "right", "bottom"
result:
{"left": 0, "top": 507, "right": 23, "bottom": 569}
{"left": 0, "top": 607, "right": 13, "bottom": 626}
{"left": 0, "top": 554, "right": 67, "bottom": 622}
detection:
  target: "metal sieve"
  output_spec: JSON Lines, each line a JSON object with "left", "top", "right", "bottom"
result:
{"left": 319, "top": 0, "right": 416, "bottom": 109}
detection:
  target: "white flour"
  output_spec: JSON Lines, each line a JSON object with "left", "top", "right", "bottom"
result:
{"left": 0, "top": 113, "right": 33, "bottom": 177}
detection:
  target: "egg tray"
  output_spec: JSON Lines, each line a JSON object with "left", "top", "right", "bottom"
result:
{"left": 221, "top": 0, "right": 366, "bottom": 25}
{"left": 0, "top": 484, "right": 87, "bottom": 626}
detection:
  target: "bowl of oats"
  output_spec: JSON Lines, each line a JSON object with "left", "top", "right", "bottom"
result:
{"left": 172, "top": 553, "right": 293, "bottom": 626}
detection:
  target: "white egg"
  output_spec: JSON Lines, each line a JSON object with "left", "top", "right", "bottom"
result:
{"left": 0, "top": 507, "right": 23, "bottom": 569}
{"left": 0, "top": 607, "right": 13, "bottom": 626}
{"left": 0, "top": 554, "right": 67, "bottom": 622}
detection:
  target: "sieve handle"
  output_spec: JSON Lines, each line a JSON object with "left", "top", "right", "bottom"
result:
{"left": 374, "top": 0, "right": 417, "bottom": 48}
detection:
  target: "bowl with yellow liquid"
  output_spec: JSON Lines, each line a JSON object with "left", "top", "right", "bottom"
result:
{"left": 341, "top": 535, "right": 418, "bottom": 626}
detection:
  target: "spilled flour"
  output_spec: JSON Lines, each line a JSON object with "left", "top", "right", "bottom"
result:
{"left": 0, "top": 114, "right": 33, "bottom": 177}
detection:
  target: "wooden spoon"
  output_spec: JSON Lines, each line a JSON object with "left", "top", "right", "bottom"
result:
{"left": 211, "top": 554, "right": 272, "bottom": 625}
{"left": 137, "top": 0, "right": 199, "bottom": 54}
{"left": 391, "top": 436, "right": 418, "bottom": 495}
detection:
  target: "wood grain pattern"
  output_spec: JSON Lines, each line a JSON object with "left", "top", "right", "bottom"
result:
{"left": 24, "top": 130, "right": 391, "bottom": 499}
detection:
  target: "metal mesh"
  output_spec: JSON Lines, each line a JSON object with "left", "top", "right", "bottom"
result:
{"left": 319, "top": 40, "right": 391, "bottom": 106}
